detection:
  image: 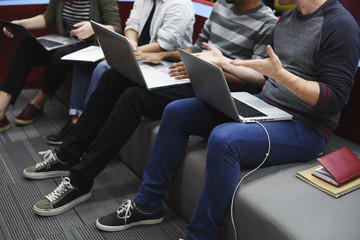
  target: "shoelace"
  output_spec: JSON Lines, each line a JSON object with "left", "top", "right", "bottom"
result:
{"left": 116, "top": 199, "right": 134, "bottom": 225}
{"left": 45, "top": 177, "right": 73, "bottom": 202}
{"left": 36, "top": 150, "right": 57, "bottom": 170}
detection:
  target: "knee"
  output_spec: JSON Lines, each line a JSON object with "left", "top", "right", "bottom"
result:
{"left": 97, "top": 68, "right": 118, "bottom": 88}
{"left": 163, "top": 99, "right": 190, "bottom": 120}
{"left": 207, "top": 123, "right": 244, "bottom": 157}
{"left": 121, "top": 87, "right": 143, "bottom": 103}
{"left": 93, "top": 60, "right": 110, "bottom": 74}
{"left": 208, "top": 125, "right": 232, "bottom": 149}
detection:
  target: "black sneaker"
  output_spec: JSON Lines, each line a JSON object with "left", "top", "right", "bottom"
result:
{"left": 33, "top": 177, "right": 91, "bottom": 216}
{"left": 23, "top": 150, "right": 70, "bottom": 179}
{"left": 96, "top": 199, "right": 165, "bottom": 231}
{"left": 47, "top": 120, "right": 75, "bottom": 145}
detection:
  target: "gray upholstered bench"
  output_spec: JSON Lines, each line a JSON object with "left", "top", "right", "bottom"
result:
{"left": 119, "top": 118, "right": 360, "bottom": 240}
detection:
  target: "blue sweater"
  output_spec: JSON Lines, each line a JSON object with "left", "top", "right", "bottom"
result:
{"left": 261, "top": 0, "right": 360, "bottom": 140}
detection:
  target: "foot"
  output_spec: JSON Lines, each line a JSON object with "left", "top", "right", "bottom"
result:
{"left": 96, "top": 199, "right": 165, "bottom": 231}
{"left": 14, "top": 103, "right": 43, "bottom": 125}
{"left": 0, "top": 115, "right": 11, "bottom": 132}
{"left": 33, "top": 177, "right": 91, "bottom": 216}
{"left": 47, "top": 119, "right": 75, "bottom": 145}
{"left": 23, "top": 150, "right": 70, "bottom": 179}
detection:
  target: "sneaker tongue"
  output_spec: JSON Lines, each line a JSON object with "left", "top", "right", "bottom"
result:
{"left": 117, "top": 200, "right": 133, "bottom": 219}
{"left": 46, "top": 177, "right": 73, "bottom": 202}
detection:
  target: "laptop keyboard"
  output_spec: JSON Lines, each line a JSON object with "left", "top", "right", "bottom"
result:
{"left": 38, "top": 38, "right": 62, "bottom": 48}
{"left": 232, "top": 97, "right": 267, "bottom": 118}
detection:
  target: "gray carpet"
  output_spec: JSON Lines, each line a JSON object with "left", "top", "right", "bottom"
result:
{"left": 0, "top": 89, "right": 187, "bottom": 240}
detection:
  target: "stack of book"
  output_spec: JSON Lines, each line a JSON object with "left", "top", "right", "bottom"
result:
{"left": 296, "top": 147, "right": 360, "bottom": 198}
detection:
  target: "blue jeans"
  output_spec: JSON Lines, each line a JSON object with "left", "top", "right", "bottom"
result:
{"left": 70, "top": 60, "right": 110, "bottom": 116}
{"left": 134, "top": 98, "right": 326, "bottom": 240}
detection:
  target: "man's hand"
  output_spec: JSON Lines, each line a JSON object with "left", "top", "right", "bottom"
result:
{"left": 168, "top": 62, "right": 188, "bottom": 79}
{"left": 129, "top": 39, "right": 140, "bottom": 52}
{"left": 195, "top": 42, "right": 227, "bottom": 68}
{"left": 71, "top": 21, "right": 94, "bottom": 39}
{"left": 135, "top": 52, "right": 163, "bottom": 64}
{"left": 231, "top": 45, "right": 284, "bottom": 81}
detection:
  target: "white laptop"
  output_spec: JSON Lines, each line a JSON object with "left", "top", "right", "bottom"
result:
{"left": 0, "top": 19, "right": 80, "bottom": 51}
{"left": 178, "top": 49, "right": 293, "bottom": 123}
{"left": 90, "top": 20, "right": 190, "bottom": 90}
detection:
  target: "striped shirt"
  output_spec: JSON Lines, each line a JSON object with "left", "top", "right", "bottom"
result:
{"left": 63, "top": 0, "right": 90, "bottom": 34}
{"left": 190, "top": 0, "right": 278, "bottom": 60}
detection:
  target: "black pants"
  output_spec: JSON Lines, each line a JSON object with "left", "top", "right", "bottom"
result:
{"left": 57, "top": 68, "right": 195, "bottom": 192}
{"left": 0, "top": 40, "right": 89, "bottom": 104}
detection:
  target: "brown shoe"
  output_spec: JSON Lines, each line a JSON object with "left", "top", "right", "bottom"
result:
{"left": 14, "top": 103, "right": 43, "bottom": 125}
{"left": 0, "top": 116, "right": 11, "bottom": 132}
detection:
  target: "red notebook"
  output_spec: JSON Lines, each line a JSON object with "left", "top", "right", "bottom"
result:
{"left": 312, "top": 147, "right": 360, "bottom": 187}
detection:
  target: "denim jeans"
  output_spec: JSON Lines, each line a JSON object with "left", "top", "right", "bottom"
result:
{"left": 69, "top": 60, "right": 110, "bottom": 116}
{"left": 134, "top": 98, "right": 327, "bottom": 240}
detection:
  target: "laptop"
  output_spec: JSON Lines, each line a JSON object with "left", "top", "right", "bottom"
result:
{"left": 178, "top": 49, "right": 293, "bottom": 123}
{"left": 90, "top": 20, "right": 190, "bottom": 90}
{"left": 0, "top": 19, "right": 80, "bottom": 51}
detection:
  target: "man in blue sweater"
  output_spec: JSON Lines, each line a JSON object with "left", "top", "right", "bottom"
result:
{"left": 95, "top": 0, "right": 360, "bottom": 239}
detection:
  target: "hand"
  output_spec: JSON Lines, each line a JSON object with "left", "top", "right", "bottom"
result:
{"left": 2, "top": 20, "right": 22, "bottom": 39}
{"left": 71, "top": 21, "right": 94, "bottom": 39}
{"left": 135, "top": 52, "right": 163, "bottom": 64}
{"left": 129, "top": 39, "right": 140, "bottom": 52}
{"left": 3, "top": 27, "right": 14, "bottom": 39}
{"left": 168, "top": 62, "right": 188, "bottom": 79}
{"left": 231, "top": 45, "right": 283, "bottom": 80}
{"left": 195, "top": 42, "right": 226, "bottom": 68}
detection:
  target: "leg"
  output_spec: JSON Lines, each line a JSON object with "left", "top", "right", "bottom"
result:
{"left": 57, "top": 68, "right": 137, "bottom": 166}
{"left": 185, "top": 120, "right": 326, "bottom": 240}
{"left": 96, "top": 98, "right": 229, "bottom": 231}
{"left": 14, "top": 43, "right": 90, "bottom": 125}
{"left": 35, "top": 42, "right": 90, "bottom": 107}
{"left": 134, "top": 98, "right": 230, "bottom": 210}
{"left": 83, "top": 60, "right": 111, "bottom": 108}
{"left": 69, "top": 64, "right": 94, "bottom": 116}
{"left": 0, "top": 41, "right": 47, "bottom": 105}
{"left": 47, "top": 63, "right": 95, "bottom": 145}
{"left": 69, "top": 84, "right": 195, "bottom": 192}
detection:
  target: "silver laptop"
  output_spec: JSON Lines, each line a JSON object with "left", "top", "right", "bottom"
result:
{"left": 178, "top": 49, "right": 293, "bottom": 123}
{"left": 0, "top": 19, "right": 80, "bottom": 51}
{"left": 90, "top": 20, "right": 190, "bottom": 90}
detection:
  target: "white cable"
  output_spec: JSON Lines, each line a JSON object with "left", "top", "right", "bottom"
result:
{"left": 231, "top": 121, "right": 271, "bottom": 240}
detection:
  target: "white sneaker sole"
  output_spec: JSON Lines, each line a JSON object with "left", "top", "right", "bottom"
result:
{"left": 33, "top": 192, "right": 92, "bottom": 217}
{"left": 95, "top": 216, "right": 165, "bottom": 232}
{"left": 23, "top": 169, "right": 70, "bottom": 180}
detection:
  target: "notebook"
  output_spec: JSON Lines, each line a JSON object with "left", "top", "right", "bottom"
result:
{"left": 90, "top": 20, "right": 190, "bottom": 90}
{"left": 297, "top": 165, "right": 360, "bottom": 198}
{"left": 312, "top": 147, "right": 360, "bottom": 186}
{"left": 0, "top": 19, "right": 80, "bottom": 51}
{"left": 178, "top": 49, "right": 293, "bottom": 123}
{"left": 61, "top": 45, "right": 104, "bottom": 63}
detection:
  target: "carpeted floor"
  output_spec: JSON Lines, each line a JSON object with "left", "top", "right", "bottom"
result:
{"left": 0, "top": 89, "right": 187, "bottom": 240}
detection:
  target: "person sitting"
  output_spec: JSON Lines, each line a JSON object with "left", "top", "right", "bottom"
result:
{"left": 93, "top": 0, "right": 360, "bottom": 239}
{"left": 0, "top": 0, "right": 121, "bottom": 133}
{"left": 46, "top": 0, "right": 195, "bottom": 145}
{"left": 23, "top": 0, "right": 278, "bottom": 217}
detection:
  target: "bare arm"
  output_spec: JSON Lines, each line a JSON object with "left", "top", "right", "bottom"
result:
{"left": 125, "top": 28, "right": 139, "bottom": 52}
{"left": 135, "top": 48, "right": 193, "bottom": 64}
{"left": 197, "top": 43, "right": 265, "bottom": 87}
{"left": 232, "top": 45, "right": 320, "bottom": 106}
{"left": 3, "top": 15, "right": 46, "bottom": 39}
{"left": 138, "top": 42, "right": 163, "bottom": 53}
{"left": 14, "top": 15, "right": 46, "bottom": 29}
